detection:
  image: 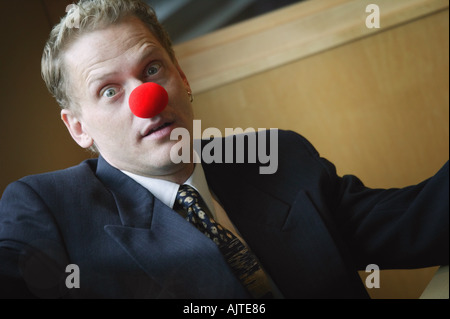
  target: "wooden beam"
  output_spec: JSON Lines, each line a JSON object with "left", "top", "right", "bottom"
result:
{"left": 174, "top": 0, "right": 449, "bottom": 94}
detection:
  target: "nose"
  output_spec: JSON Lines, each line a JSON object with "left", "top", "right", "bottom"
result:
{"left": 129, "top": 82, "right": 169, "bottom": 118}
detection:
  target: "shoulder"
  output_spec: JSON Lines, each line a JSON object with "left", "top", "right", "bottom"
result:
{"left": 200, "top": 129, "right": 333, "bottom": 186}
{"left": 1, "top": 158, "right": 99, "bottom": 200}
{"left": 22, "top": 158, "right": 97, "bottom": 185}
{"left": 200, "top": 129, "right": 321, "bottom": 158}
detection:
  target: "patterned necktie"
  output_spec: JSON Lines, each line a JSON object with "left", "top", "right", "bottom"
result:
{"left": 175, "top": 184, "right": 272, "bottom": 299}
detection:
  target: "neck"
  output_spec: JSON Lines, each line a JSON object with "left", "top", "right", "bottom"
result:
{"left": 132, "top": 162, "right": 195, "bottom": 185}
{"left": 102, "top": 155, "right": 195, "bottom": 185}
{"left": 162, "top": 162, "right": 195, "bottom": 185}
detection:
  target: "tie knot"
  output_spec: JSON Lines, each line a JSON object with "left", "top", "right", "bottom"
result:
{"left": 176, "top": 184, "right": 200, "bottom": 209}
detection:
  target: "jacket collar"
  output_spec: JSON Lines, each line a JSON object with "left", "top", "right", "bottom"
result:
{"left": 95, "top": 156, "right": 250, "bottom": 298}
{"left": 96, "top": 155, "right": 154, "bottom": 228}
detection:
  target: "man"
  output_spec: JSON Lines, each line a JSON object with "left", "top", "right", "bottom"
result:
{"left": 0, "top": 0, "right": 448, "bottom": 299}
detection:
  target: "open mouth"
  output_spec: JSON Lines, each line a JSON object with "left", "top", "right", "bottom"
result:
{"left": 144, "top": 121, "right": 174, "bottom": 137}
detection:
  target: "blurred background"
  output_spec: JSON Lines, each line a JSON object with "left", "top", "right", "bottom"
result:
{"left": 147, "top": 0, "right": 303, "bottom": 43}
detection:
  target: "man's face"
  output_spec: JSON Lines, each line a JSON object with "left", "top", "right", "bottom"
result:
{"left": 62, "top": 16, "right": 194, "bottom": 181}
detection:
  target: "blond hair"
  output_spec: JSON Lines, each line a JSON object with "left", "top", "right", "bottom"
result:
{"left": 41, "top": 0, "right": 175, "bottom": 112}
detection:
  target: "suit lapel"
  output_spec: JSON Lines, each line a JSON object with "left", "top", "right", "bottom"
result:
{"left": 96, "top": 156, "right": 249, "bottom": 298}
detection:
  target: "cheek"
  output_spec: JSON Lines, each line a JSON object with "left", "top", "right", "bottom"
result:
{"left": 175, "top": 100, "right": 194, "bottom": 125}
{"left": 82, "top": 107, "right": 130, "bottom": 141}
{"left": 166, "top": 71, "right": 190, "bottom": 101}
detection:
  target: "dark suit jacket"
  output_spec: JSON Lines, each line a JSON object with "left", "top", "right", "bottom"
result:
{"left": 0, "top": 130, "right": 448, "bottom": 298}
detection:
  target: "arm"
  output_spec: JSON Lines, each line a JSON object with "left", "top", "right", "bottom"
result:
{"left": 327, "top": 159, "right": 449, "bottom": 270}
{"left": 0, "top": 180, "right": 70, "bottom": 298}
{"left": 273, "top": 130, "right": 448, "bottom": 270}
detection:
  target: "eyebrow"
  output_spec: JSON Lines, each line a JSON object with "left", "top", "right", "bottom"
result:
{"left": 86, "top": 43, "right": 163, "bottom": 93}
{"left": 88, "top": 72, "right": 120, "bottom": 93}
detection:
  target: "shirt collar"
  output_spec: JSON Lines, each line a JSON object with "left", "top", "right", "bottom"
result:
{"left": 120, "top": 155, "right": 216, "bottom": 218}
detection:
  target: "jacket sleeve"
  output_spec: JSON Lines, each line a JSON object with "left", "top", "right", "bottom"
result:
{"left": 263, "top": 130, "right": 448, "bottom": 271}
{"left": 0, "top": 180, "right": 70, "bottom": 298}
{"left": 324, "top": 158, "right": 449, "bottom": 270}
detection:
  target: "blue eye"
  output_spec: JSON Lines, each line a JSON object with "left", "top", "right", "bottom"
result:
{"left": 146, "top": 63, "right": 161, "bottom": 76}
{"left": 103, "top": 87, "right": 117, "bottom": 98}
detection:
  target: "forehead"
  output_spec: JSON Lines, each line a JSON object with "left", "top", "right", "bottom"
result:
{"left": 63, "top": 16, "right": 163, "bottom": 85}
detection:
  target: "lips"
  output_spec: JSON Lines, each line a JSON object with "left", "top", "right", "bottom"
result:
{"left": 142, "top": 121, "right": 174, "bottom": 138}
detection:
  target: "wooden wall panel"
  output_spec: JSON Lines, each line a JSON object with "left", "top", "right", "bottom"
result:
{"left": 176, "top": 0, "right": 449, "bottom": 94}
{"left": 191, "top": 9, "right": 449, "bottom": 188}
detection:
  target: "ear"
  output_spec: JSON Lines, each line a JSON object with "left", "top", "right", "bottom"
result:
{"left": 61, "top": 109, "right": 94, "bottom": 149}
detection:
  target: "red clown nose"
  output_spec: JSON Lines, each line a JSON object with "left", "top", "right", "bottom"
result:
{"left": 129, "top": 82, "right": 169, "bottom": 118}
